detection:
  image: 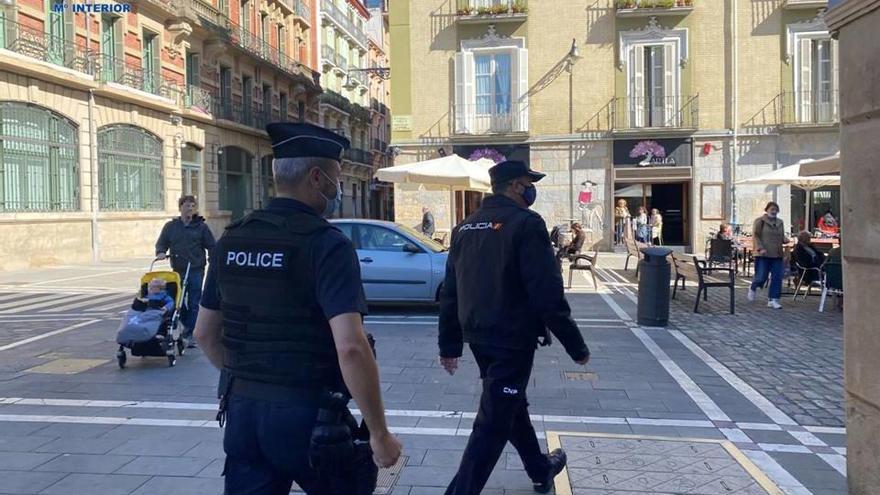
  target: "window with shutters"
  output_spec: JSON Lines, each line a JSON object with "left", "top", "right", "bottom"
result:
{"left": 242, "top": 75, "right": 253, "bottom": 125}
{"left": 219, "top": 66, "right": 232, "bottom": 116}
{"left": 142, "top": 30, "right": 160, "bottom": 94}
{"left": 98, "top": 125, "right": 163, "bottom": 211}
{"left": 46, "top": 0, "right": 74, "bottom": 66}
{"left": 626, "top": 42, "right": 678, "bottom": 128}
{"left": 793, "top": 35, "right": 838, "bottom": 124}
{"left": 100, "top": 15, "right": 122, "bottom": 82}
{"left": 279, "top": 92, "right": 288, "bottom": 121}
{"left": 454, "top": 32, "right": 527, "bottom": 135}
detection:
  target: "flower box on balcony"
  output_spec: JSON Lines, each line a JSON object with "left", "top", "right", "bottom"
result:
{"left": 456, "top": 1, "right": 528, "bottom": 23}
{"left": 616, "top": 0, "right": 694, "bottom": 17}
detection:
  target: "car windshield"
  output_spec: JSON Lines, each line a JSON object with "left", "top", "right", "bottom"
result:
{"left": 397, "top": 224, "right": 448, "bottom": 253}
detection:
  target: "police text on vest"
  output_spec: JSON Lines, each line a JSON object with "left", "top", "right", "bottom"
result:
{"left": 226, "top": 251, "right": 284, "bottom": 268}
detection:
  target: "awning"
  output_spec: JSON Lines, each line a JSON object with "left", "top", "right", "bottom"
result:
{"left": 799, "top": 153, "right": 841, "bottom": 177}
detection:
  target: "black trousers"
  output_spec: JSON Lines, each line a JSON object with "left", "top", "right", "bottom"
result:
{"left": 445, "top": 344, "right": 550, "bottom": 495}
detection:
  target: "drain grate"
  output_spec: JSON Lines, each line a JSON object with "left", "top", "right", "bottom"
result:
{"left": 291, "top": 455, "right": 407, "bottom": 494}
{"left": 563, "top": 371, "right": 598, "bottom": 381}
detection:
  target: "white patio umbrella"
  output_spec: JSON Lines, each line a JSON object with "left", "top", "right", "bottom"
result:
{"left": 375, "top": 154, "right": 496, "bottom": 231}
{"left": 736, "top": 162, "right": 840, "bottom": 229}
{"left": 800, "top": 153, "right": 841, "bottom": 177}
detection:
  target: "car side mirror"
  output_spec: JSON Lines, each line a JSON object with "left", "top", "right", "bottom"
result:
{"left": 403, "top": 243, "right": 421, "bottom": 254}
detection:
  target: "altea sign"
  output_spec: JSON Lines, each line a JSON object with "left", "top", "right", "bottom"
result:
{"left": 630, "top": 140, "right": 675, "bottom": 167}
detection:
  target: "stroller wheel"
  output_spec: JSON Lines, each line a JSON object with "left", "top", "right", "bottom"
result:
{"left": 116, "top": 350, "right": 127, "bottom": 369}
{"left": 168, "top": 355, "right": 176, "bottom": 367}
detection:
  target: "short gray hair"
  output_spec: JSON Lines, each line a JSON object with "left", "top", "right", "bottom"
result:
{"left": 273, "top": 157, "right": 337, "bottom": 188}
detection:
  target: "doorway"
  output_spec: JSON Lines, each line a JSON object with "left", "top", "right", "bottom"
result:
{"left": 219, "top": 146, "right": 254, "bottom": 221}
{"left": 614, "top": 181, "right": 689, "bottom": 247}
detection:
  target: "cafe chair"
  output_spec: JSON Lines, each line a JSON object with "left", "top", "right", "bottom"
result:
{"left": 567, "top": 250, "right": 599, "bottom": 289}
{"left": 708, "top": 239, "right": 737, "bottom": 272}
{"left": 819, "top": 262, "right": 844, "bottom": 312}
{"left": 791, "top": 261, "right": 823, "bottom": 300}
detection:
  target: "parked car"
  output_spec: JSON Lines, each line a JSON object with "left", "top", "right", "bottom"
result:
{"left": 330, "top": 219, "right": 448, "bottom": 303}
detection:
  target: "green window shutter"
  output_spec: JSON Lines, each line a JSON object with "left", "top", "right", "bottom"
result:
{"left": 142, "top": 33, "right": 154, "bottom": 92}
{"left": 0, "top": 10, "right": 6, "bottom": 49}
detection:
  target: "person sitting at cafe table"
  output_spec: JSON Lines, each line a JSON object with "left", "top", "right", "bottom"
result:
{"left": 817, "top": 210, "right": 840, "bottom": 235}
{"left": 791, "top": 231, "right": 826, "bottom": 285}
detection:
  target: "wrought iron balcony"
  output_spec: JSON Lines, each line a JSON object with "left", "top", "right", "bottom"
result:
{"left": 0, "top": 18, "right": 98, "bottom": 75}
{"left": 455, "top": 0, "right": 528, "bottom": 22}
{"left": 610, "top": 94, "right": 699, "bottom": 131}
{"left": 452, "top": 103, "right": 528, "bottom": 135}
{"left": 212, "top": 98, "right": 268, "bottom": 129}
{"left": 349, "top": 69, "right": 368, "bottom": 88}
{"left": 321, "top": 0, "right": 368, "bottom": 48}
{"left": 185, "top": 85, "right": 214, "bottom": 113}
{"left": 779, "top": 90, "right": 839, "bottom": 127}
{"left": 344, "top": 148, "right": 372, "bottom": 164}
{"left": 372, "top": 138, "right": 388, "bottom": 152}
{"left": 615, "top": 0, "right": 694, "bottom": 17}
{"left": 97, "top": 54, "right": 183, "bottom": 101}
{"left": 320, "top": 89, "right": 354, "bottom": 113}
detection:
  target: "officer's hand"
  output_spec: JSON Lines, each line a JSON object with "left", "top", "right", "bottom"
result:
{"left": 439, "top": 357, "right": 459, "bottom": 376}
{"left": 371, "top": 430, "right": 402, "bottom": 468}
{"left": 156, "top": 253, "right": 167, "bottom": 260}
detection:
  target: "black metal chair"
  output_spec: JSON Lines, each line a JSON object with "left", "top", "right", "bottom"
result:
{"left": 819, "top": 262, "right": 843, "bottom": 312}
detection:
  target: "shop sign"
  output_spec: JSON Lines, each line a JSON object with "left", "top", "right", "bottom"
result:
{"left": 613, "top": 138, "right": 692, "bottom": 168}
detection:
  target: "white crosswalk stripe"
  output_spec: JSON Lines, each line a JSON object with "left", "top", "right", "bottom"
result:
{"left": 0, "top": 291, "right": 134, "bottom": 315}
{"left": 40, "top": 292, "right": 133, "bottom": 313}
{"left": 0, "top": 293, "right": 69, "bottom": 312}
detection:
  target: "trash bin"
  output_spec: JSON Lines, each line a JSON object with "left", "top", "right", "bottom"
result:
{"left": 637, "top": 247, "right": 673, "bottom": 327}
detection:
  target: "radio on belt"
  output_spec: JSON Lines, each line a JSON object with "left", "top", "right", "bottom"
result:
{"left": 226, "top": 251, "right": 284, "bottom": 268}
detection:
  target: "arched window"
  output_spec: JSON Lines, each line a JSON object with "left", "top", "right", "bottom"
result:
{"left": 98, "top": 125, "right": 163, "bottom": 210}
{"left": 181, "top": 144, "right": 202, "bottom": 200}
{"left": 0, "top": 102, "right": 78, "bottom": 211}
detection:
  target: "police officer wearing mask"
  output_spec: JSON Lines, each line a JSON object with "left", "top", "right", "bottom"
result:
{"left": 194, "top": 123, "right": 402, "bottom": 494}
{"left": 438, "top": 160, "right": 590, "bottom": 495}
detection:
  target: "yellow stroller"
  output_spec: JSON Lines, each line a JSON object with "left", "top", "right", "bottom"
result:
{"left": 115, "top": 258, "right": 190, "bottom": 368}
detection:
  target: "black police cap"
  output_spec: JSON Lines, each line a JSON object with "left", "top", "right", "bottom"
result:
{"left": 489, "top": 160, "right": 546, "bottom": 185}
{"left": 266, "top": 122, "right": 350, "bottom": 160}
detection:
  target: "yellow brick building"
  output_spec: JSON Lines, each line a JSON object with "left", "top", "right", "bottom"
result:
{"left": 390, "top": 0, "right": 839, "bottom": 248}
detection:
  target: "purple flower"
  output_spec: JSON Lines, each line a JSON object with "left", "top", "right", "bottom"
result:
{"left": 468, "top": 148, "right": 507, "bottom": 164}
{"left": 629, "top": 140, "right": 667, "bottom": 159}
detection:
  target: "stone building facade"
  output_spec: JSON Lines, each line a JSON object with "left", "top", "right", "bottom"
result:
{"left": 389, "top": 0, "right": 840, "bottom": 249}
{"left": 0, "top": 0, "right": 322, "bottom": 271}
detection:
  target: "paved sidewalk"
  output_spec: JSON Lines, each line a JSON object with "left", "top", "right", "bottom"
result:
{"left": 0, "top": 257, "right": 848, "bottom": 494}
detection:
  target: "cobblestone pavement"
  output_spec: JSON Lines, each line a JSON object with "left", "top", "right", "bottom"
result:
{"left": 0, "top": 259, "right": 848, "bottom": 494}
{"left": 599, "top": 263, "right": 845, "bottom": 427}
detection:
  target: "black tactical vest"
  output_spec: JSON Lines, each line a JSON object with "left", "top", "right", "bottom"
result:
{"left": 215, "top": 209, "right": 342, "bottom": 389}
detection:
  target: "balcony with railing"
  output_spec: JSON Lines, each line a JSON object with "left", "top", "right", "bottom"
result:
{"left": 185, "top": 85, "right": 215, "bottom": 113}
{"left": 0, "top": 18, "right": 98, "bottom": 75}
{"left": 453, "top": 103, "right": 528, "bottom": 135}
{"left": 779, "top": 90, "right": 839, "bottom": 127}
{"left": 320, "top": 89, "right": 354, "bottom": 114}
{"left": 97, "top": 54, "right": 183, "bottom": 102}
{"left": 344, "top": 148, "right": 372, "bottom": 164}
{"left": 455, "top": 0, "right": 528, "bottom": 22}
{"left": 615, "top": 0, "right": 694, "bottom": 17}
{"left": 212, "top": 98, "right": 269, "bottom": 129}
{"left": 293, "top": 0, "right": 312, "bottom": 22}
{"left": 349, "top": 69, "right": 368, "bottom": 88}
{"left": 610, "top": 94, "right": 699, "bottom": 132}
{"left": 372, "top": 138, "right": 388, "bottom": 152}
{"left": 321, "top": 0, "right": 368, "bottom": 48}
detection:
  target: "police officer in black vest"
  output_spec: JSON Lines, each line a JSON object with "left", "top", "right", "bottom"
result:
{"left": 438, "top": 160, "right": 591, "bottom": 494}
{"left": 194, "top": 123, "right": 402, "bottom": 494}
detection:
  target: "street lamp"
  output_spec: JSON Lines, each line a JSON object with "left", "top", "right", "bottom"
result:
{"left": 566, "top": 38, "right": 581, "bottom": 220}
{"left": 343, "top": 66, "right": 392, "bottom": 91}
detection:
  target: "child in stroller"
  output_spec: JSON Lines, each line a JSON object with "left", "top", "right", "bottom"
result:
{"left": 116, "top": 264, "right": 187, "bottom": 369}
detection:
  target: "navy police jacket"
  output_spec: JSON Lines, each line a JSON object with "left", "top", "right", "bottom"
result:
{"left": 438, "top": 195, "right": 589, "bottom": 361}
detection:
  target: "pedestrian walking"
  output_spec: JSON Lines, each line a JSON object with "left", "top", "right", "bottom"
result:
{"left": 421, "top": 206, "right": 436, "bottom": 237}
{"left": 438, "top": 160, "right": 591, "bottom": 495}
{"left": 748, "top": 201, "right": 789, "bottom": 309}
{"left": 155, "top": 195, "right": 215, "bottom": 347}
{"left": 194, "top": 123, "right": 401, "bottom": 494}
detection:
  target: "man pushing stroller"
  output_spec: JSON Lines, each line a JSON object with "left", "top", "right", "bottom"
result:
{"left": 155, "top": 195, "right": 215, "bottom": 347}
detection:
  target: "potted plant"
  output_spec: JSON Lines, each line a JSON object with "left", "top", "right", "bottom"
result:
{"left": 618, "top": 0, "right": 637, "bottom": 8}
{"left": 512, "top": 0, "right": 528, "bottom": 14}
{"left": 657, "top": 0, "right": 675, "bottom": 8}
{"left": 489, "top": 4, "right": 509, "bottom": 15}
{"left": 457, "top": 6, "right": 473, "bottom": 15}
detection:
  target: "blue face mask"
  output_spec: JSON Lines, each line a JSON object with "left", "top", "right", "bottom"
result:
{"left": 522, "top": 184, "right": 537, "bottom": 207}
{"left": 317, "top": 169, "right": 342, "bottom": 218}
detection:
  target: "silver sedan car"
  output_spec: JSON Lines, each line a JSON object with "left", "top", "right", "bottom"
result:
{"left": 330, "top": 219, "right": 448, "bottom": 303}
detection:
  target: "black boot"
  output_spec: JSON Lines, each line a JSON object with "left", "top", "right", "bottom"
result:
{"left": 533, "top": 448, "right": 567, "bottom": 493}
